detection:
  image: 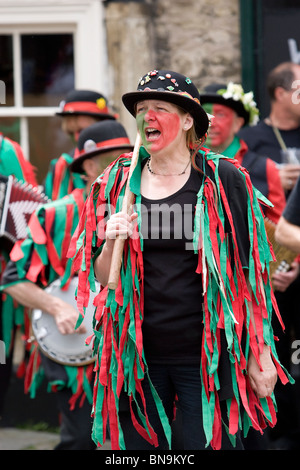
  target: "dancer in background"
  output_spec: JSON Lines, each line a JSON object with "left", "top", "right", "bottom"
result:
{"left": 0, "top": 133, "right": 38, "bottom": 424}
{"left": 238, "top": 63, "right": 300, "bottom": 449}
{"left": 0, "top": 121, "right": 132, "bottom": 449}
{"left": 44, "top": 89, "right": 117, "bottom": 200}
{"left": 200, "top": 82, "right": 285, "bottom": 224}
{"left": 276, "top": 176, "right": 300, "bottom": 253}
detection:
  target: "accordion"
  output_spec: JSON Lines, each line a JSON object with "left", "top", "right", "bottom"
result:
{"left": 0, "top": 174, "right": 49, "bottom": 245}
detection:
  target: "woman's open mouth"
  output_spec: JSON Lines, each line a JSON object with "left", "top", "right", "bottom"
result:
{"left": 145, "top": 127, "right": 161, "bottom": 141}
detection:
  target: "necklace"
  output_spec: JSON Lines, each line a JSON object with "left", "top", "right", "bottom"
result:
{"left": 146, "top": 156, "right": 191, "bottom": 176}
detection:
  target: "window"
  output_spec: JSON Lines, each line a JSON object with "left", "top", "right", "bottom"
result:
{"left": 0, "top": 33, "right": 75, "bottom": 182}
{"left": 0, "top": 1, "right": 108, "bottom": 183}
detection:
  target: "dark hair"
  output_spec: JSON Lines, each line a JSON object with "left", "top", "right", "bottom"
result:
{"left": 267, "top": 62, "right": 297, "bottom": 101}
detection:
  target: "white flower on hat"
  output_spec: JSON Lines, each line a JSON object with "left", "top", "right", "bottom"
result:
{"left": 219, "top": 82, "right": 259, "bottom": 126}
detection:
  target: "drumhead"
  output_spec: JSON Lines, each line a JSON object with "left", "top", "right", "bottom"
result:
{"left": 32, "top": 277, "right": 99, "bottom": 366}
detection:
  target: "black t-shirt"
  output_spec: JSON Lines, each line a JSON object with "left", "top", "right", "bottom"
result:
{"left": 141, "top": 166, "right": 202, "bottom": 364}
{"left": 238, "top": 120, "right": 300, "bottom": 164}
{"left": 283, "top": 176, "right": 300, "bottom": 226}
{"left": 140, "top": 156, "right": 250, "bottom": 366}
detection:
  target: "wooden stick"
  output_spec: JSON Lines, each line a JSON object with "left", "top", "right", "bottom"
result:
{"left": 107, "top": 133, "right": 142, "bottom": 290}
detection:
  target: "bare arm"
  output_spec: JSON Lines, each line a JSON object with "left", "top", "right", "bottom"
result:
{"left": 4, "top": 282, "right": 86, "bottom": 335}
{"left": 246, "top": 278, "right": 277, "bottom": 398}
{"left": 275, "top": 216, "right": 300, "bottom": 253}
{"left": 248, "top": 344, "right": 277, "bottom": 398}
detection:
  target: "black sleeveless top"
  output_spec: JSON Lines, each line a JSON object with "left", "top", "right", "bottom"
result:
{"left": 140, "top": 157, "right": 250, "bottom": 370}
{"left": 141, "top": 166, "right": 202, "bottom": 364}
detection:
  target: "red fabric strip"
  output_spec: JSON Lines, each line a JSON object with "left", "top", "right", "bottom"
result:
{"left": 211, "top": 395, "right": 222, "bottom": 450}
{"left": 107, "top": 375, "right": 120, "bottom": 450}
{"left": 61, "top": 203, "right": 74, "bottom": 262}
{"left": 28, "top": 212, "right": 47, "bottom": 244}
{"left": 9, "top": 240, "right": 24, "bottom": 262}
{"left": 26, "top": 249, "right": 44, "bottom": 282}
{"left": 52, "top": 156, "right": 68, "bottom": 200}
{"left": 45, "top": 207, "right": 65, "bottom": 276}
{"left": 229, "top": 396, "right": 239, "bottom": 436}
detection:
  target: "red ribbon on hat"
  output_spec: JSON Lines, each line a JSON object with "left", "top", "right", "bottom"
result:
{"left": 62, "top": 101, "right": 110, "bottom": 115}
{"left": 74, "top": 137, "right": 132, "bottom": 159}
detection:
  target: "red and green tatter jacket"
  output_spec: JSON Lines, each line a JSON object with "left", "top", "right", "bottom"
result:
{"left": 0, "top": 133, "right": 38, "bottom": 360}
{"left": 1, "top": 188, "right": 93, "bottom": 406}
{"left": 69, "top": 146, "right": 292, "bottom": 450}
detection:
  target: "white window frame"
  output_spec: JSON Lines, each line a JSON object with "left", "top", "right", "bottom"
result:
{"left": 0, "top": 0, "right": 108, "bottom": 159}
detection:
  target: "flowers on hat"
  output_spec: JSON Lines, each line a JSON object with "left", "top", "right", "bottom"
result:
{"left": 96, "top": 97, "right": 107, "bottom": 110}
{"left": 217, "top": 82, "right": 259, "bottom": 126}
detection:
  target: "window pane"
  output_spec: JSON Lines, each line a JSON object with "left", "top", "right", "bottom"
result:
{"left": 21, "top": 34, "right": 75, "bottom": 107}
{"left": 28, "top": 115, "right": 74, "bottom": 183}
{"left": 0, "top": 35, "right": 14, "bottom": 106}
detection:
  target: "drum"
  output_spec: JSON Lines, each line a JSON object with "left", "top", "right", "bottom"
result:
{"left": 32, "top": 277, "right": 99, "bottom": 366}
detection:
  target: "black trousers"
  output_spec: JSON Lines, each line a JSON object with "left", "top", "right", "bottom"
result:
{"left": 53, "top": 388, "right": 95, "bottom": 450}
{"left": 270, "top": 275, "right": 300, "bottom": 446}
{"left": 118, "top": 363, "right": 243, "bottom": 450}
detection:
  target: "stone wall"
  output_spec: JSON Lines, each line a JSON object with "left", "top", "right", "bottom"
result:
{"left": 104, "top": 0, "right": 241, "bottom": 140}
{"left": 104, "top": 2, "right": 155, "bottom": 139}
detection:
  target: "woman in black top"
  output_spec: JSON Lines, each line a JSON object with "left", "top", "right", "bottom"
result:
{"left": 71, "top": 70, "right": 288, "bottom": 450}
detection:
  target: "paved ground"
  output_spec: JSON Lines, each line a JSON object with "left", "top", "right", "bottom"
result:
{"left": 0, "top": 427, "right": 60, "bottom": 450}
{"left": 0, "top": 427, "right": 112, "bottom": 450}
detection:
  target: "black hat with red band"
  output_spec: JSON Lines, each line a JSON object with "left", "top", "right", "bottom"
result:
{"left": 69, "top": 120, "right": 133, "bottom": 173}
{"left": 56, "top": 90, "right": 116, "bottom": 120}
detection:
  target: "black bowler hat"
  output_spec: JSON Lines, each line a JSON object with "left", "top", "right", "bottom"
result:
{"left": 69, "top": 121, "right": 133, "bottom": 173}
{"left": 122, "top": 70, "right": 209, "bottom": 139}
{"left": 56, "top": 89, "right": 116, "bottom": 119}
{"left": 199, "top": 83, "right": 251, "bottom": 125}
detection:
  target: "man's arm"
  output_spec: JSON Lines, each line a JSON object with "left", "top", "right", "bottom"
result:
{"left": 275, "top": 216, "right": 300, "bottom": 253}
{"left": 4, "top": 282, "right": 86, "bottom": 335}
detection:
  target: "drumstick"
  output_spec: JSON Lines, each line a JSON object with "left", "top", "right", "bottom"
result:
{"left": 107, "top": 133, "right": 142, "bottom": 290}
